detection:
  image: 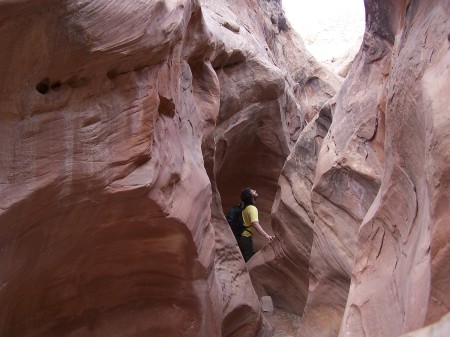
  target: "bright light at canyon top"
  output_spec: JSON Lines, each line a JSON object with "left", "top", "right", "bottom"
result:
{"left": 282, "top": 0, "right": 365, "bottom": 63}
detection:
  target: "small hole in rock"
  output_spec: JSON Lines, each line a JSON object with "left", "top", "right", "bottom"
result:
{"left": 36, "top": 78, "right": 50, "bottom": 94}
{"left": 158, "top": 94, "right": 176, "bottom": 117}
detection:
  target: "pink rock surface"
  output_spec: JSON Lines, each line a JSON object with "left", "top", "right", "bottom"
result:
{"left": 289, "top": 1, "right": 450, "bottom": 337}
{"left": 0, "top": 1, "right": 222, "bottom": 335}
{"left": 0, "top": 0, "right": 335, "bottom": 336}
{"left": 340, "top": 1, "right": 450, "bottom": 336}
{"left": 1, "top": 0, "right": 449, "bottom": 336}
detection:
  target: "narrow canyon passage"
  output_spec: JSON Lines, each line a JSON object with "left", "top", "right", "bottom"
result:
{"left": 0, "top": 0, "right": 449, "bottom": 337}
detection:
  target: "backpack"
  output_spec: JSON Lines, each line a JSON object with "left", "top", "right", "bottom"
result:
{"left": 226, "top": 204, "right": 250, "bottom": 240}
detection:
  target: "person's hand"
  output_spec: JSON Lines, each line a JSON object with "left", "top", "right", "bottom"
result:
{"left": 267, "top": 235, "right": 275, "bottom": 242}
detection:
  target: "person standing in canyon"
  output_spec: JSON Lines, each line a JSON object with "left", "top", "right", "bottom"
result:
{"left": 238, "top": 188, "right": 275, "bottom": 262}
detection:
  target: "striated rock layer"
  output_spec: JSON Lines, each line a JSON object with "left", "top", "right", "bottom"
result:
{"left": 0, "top": 1, "right": 222, "bottom": 336}
{"left": 0, "top": 0, "right": 337, "bottom": 336}
{"left": 1, "top": 0, "right": 449, "bottom": 337}
{"left": 340, "top": 1, "right": 450, "bottom": 335}
{"left": 247, "top": 1, "right": 450, "bottom": 337}
{"left": 272, "top": 0, "right": 450, "bottom": 337}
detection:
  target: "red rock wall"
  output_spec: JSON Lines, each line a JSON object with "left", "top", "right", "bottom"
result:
{"left": 0, "top": 0, "right": 335, "bottom": 336}
{"left": 0, "top": 1, "right": 224, "bottom": 336}
{"left": 341, "top": 1, "right": 450, "bottom": 336}
{"left": 282, "top": 0, "right": 450, "bottom": 336}
{"left": 1, "top": 0, "right": 448, "bottom": 336}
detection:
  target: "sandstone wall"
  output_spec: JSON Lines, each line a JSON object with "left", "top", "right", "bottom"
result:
{"left": 245, "top": 1, "right": 449, "bottom": 337}
{"left": 1, "top": 0, "right": 448, "bottom": 336}
{"left": 0, "top": 0, "right": 336, "bottom": 336}
{"left": 340, "top": 1, "right": 450, "bottom": 336}
{"left": 275, "top": 0, "right": 450, "bottom": 336}
{"left": 0, "top": 1, "right": 223, "bottom": 336}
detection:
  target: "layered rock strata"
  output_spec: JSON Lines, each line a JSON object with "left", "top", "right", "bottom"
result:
{"left": 1, "top": 0, "right": 449, "bottom": 336}
{"left": 249, "top": 1, "right": 449, "bottom": 337}
{"left": 340, "top": 1, "right": 450, "bottom": 336}
{"left": 0, "top": 0, "right": 338, "bottom": 336}
{"left": 261, "top": 0, "right": 450, "bottom": 337}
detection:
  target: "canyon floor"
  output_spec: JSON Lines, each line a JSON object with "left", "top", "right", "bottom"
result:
{"left": 264, "top": 308, "right": 301, "bottom": 337}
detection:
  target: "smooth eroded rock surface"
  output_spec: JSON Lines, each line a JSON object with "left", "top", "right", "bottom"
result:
{"left": 1, "top": 0, "right": 449, "bottom": 337}
{"left": 0, "top": 0, "right": 337, "bottom": 336}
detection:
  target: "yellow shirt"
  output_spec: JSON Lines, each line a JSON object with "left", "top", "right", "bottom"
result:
{"left": 241, "top": 205, "right": 258, "bottom": 237}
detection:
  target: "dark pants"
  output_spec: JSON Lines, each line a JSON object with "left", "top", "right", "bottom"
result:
{"left": 238, "top": 236, "right": 255, "bottom": 262}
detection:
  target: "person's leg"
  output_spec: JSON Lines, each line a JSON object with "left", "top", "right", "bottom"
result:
{"left": 238, "top": 236, "right": 255, "bottom": 262}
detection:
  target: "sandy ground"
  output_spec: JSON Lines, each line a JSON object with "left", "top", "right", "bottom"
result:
{"left": 264, "top": 308, "right": 301, "bottom": 337}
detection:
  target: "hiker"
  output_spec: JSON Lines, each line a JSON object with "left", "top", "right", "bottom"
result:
{"left": 238, "top": 188, "right": 275, "bottom": 262}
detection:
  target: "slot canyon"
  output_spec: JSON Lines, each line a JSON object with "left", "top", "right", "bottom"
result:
{"left": 0, "top": 0, "right": 449, "bottom": 336}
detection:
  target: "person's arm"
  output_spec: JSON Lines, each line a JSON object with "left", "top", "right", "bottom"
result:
{"left": 252, "top": 221, "right": 275, "bottom": 241}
